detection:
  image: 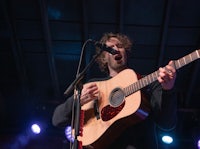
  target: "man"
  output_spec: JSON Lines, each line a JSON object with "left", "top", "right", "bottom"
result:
{"left": 52, "top": 32, "right": 177, "bottom": 149}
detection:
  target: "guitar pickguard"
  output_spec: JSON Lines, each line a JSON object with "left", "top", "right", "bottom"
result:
{"left": 101, "top": 102, "right": 125, "bottom": 121}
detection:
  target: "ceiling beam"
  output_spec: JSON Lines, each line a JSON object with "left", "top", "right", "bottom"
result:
{"left": 81, "top": 0, "right": 89, "bottom": 41}
{"left": 80, "top": 0, "right": 92, "bottom": 80}
{"left": 157, "top": 0, "right": 173, "bottom": 67}
{"left": 38, "top": 0, "right": 60, "bottom": 98}
{"left": 118, "top": 0, "right": 124, "bottom": 33}
{"left": 1, "top": 0, "right": 29, "bottom": 95}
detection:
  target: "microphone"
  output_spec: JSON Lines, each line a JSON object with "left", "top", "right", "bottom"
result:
{"left": 92, "top": 40, "right": 119, "bottom": 55}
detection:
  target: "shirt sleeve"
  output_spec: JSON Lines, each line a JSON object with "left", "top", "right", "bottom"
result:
{"left": 149, "top": 81, "right": 177, "bottom": 130}
{"left": 52, "top": 95, "right": 74, "bottom": 127}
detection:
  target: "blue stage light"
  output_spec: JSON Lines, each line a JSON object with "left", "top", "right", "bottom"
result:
{"left": 162, "top": 135, "right": 173, "bottom": 144}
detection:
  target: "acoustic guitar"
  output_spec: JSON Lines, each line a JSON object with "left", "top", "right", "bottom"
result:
{"left": 76, "top": 49, "right": 200, "bottom": 149}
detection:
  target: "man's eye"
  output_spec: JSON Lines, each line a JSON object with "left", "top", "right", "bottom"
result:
{"left": 116, "top": 44, "right": 123, "bottom": 48}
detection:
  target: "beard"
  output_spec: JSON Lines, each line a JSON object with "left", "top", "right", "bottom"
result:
{"left": 108, "top": 58, "right": 127, "bottom": 72}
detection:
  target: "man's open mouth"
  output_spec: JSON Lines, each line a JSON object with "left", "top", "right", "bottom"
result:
{"left": 114, "top": 54, "right": 122, "bottom": 61}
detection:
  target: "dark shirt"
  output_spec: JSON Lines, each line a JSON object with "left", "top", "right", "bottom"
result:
{"left": 52, "top": 70, "right": 177, "bottom": 149}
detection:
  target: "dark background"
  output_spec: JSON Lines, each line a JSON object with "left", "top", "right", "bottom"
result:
{"left": 0, "top": 0, "right": 200, "bottom": 149}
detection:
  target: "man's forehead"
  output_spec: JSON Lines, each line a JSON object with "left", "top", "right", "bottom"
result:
{"left": 108, "top": 37, "right": 121, "bottom": 44}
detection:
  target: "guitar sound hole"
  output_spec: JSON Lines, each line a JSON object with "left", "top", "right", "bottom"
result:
{"left": 109, "top": 87, "right": 125, "bottom": 107}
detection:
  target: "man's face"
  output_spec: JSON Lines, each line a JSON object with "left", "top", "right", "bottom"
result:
{"left": 104, "top": 37, "right": 128, "bottom": 73}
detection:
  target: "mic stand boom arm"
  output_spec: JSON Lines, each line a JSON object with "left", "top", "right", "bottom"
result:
{"left": 64, "top": 49, "right": 103, "bottom": 96}
{"left": 64, "top": 50, "right": 103, "bottom": 149}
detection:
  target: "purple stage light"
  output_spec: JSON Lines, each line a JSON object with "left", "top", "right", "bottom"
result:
{"left": 65, "top": 126, "right": 74, "bottom": 142}
{"left": 197, "top": 139, "right": 200, "bottom": 149}
{"left": 31, "top": 123, "right": 41, "bottom": 134}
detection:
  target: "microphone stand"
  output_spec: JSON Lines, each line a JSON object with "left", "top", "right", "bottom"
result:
{"left": 64, "top": 49, "right": 103, "bottom": 149}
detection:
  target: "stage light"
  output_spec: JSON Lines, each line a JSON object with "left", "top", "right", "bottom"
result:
{"left": 31, "top": 123, "right": 41, "bottom": 134}
{"left": 162, "top": 135, "right": 173, "bottom": 144}
{"left": 65, "top": 126, "right": 74, "bottom": 142}
{"left": 197, "top": 139, "right": 200, "bottom": 149}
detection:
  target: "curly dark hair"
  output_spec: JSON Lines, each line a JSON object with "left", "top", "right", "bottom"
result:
{"left": 95, "top": 32, "right": 133, "bottom": 74}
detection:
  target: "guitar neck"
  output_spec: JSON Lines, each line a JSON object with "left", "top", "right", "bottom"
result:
{"left": 124, "top": 49, "right": 200, "bottom": 96}
{"left": 174, "top": 50, "right": 200, "bottom": 69}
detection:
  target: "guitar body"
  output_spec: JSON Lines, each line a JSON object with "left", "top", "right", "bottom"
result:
{"left": 79, "top": 69, "right": 150, "bottom": 148}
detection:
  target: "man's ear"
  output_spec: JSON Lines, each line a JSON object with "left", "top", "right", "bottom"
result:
{"left": 102, "top": 53, "right": 108, "bottom": 63}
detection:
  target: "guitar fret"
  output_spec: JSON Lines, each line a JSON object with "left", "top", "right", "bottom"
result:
{"left": 135, "top": 81, "right": 139, "bottom": 92}
{"left": 188, "top": 54, "right": 192, "bottom": 62}
{"left": 139, "top": 80, "right": 142, "bottom": 89}
{"left": 182, "top": 58, "right": 185, "bottom": 65}
{"left": 125, "top": 83, "right": 135, "bottom": 96}
{"left": 129, "top": 85, "right": 133, "bottom": 95}
{"left": 143, "top": 77, "right": 147, "bottom": 86}
{"left": 127, "top": 84, "right": 133, "bottom": 96}
{"left": 181, "top": 58, "right": 184, "bottom": 66}
{"left": 151, "top": 73, "right": 154, "bottom": 82}
{"left": 141, "top": 78, "right": 144, "bottom": 87}
{"left": 189, "top": 54, "right": 192, "bottom": 61}
{"left": 196, "top": 50, "right": 200, "bottom": 58}
{"left": 177, "top": 60, "right": 181, "bottom": 69}
{"left": 184, "top": 57, "right": 186, "bottom": 65}
{"left": 146, "top": 75, "right": 150, "bottom": 85}
{"left": 125, "top": 86, "right": 129, "bottom": 96}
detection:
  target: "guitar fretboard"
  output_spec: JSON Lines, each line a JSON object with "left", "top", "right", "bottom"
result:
{"left": 174, "top": 50, "right": 200, "bottom": 69}
{"left": 124, "top": 50, "right": 200, "bottom": 97}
